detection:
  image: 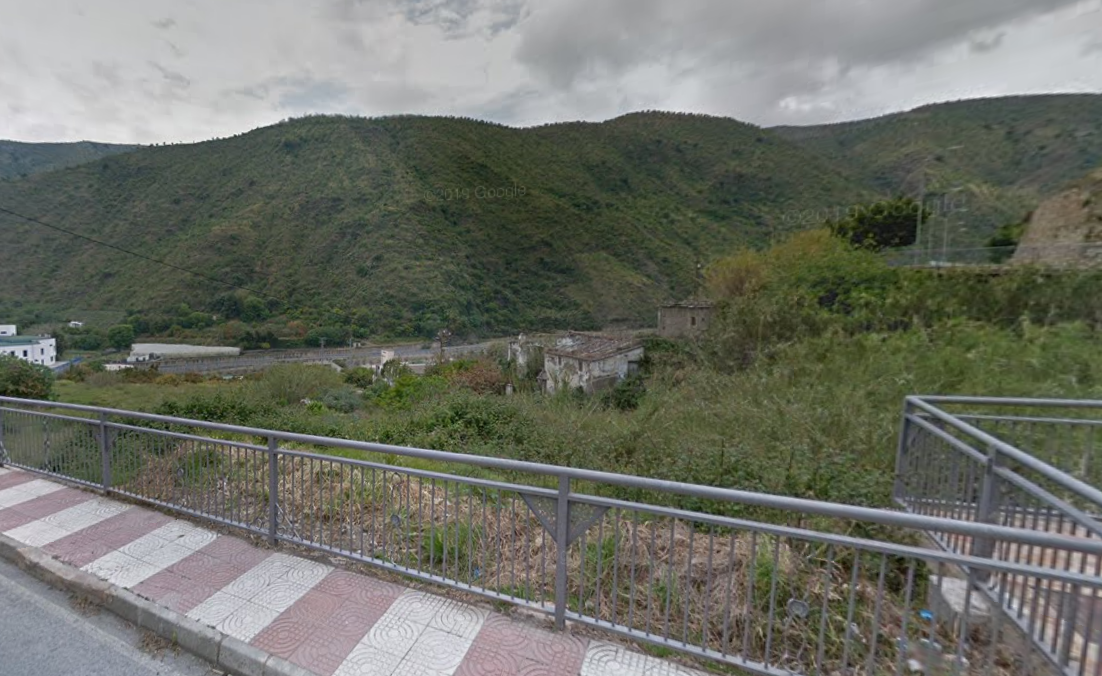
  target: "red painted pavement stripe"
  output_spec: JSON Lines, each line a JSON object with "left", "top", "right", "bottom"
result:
{"left": 133, "top": 535, "right": 272, "bottom": 614}
{"left": 44, "top": 506, "right": 173, "bottom": 568}
{"left": 0, "top": 488, "right": 96, "bottom": 532}
{"left": 0, "top": 470, "right": 37, "bottom": 492}
{"left": 455, "top": 613, "right": 590, "bottom": 676}
{"left": 252, "top": 570, "right": 404, "bottom": 676}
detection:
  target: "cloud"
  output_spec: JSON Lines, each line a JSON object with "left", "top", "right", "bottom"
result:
{"left": 0, "top": 0, "right": 1098, "bottom": 143}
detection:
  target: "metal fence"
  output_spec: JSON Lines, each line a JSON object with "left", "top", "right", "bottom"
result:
{"left": 3, "top": 395, "right": 1101, "bottom": 675}
{"left": 896, "top": 396, "right": 1102, "bottom": 675}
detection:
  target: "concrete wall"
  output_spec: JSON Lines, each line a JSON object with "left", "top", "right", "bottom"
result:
{"left": 0, "top": 325, "right": 16, "bottom": 337}
{"left": 544, "top": 346, "right": 644, "bottom": 394}
{"left": 657, "top": 306, "right": 713, "bottom": 339}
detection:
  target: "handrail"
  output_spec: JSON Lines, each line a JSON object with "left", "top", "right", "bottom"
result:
{"left": 4, "top": 395, "right": 1102, "bottom": 555}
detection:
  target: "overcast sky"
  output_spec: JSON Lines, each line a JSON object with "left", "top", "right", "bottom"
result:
{"left": 1, "top": 0, "right": 1100, "bottom": 144}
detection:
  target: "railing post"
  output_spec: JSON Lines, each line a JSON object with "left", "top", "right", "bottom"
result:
{"left": 0, "top": 406, "right": 7, "bottom": 466}
{"left": 893, "top": 400, "right": 914, "bottom": 506}
{"left": 554, "top": 474, "right": 570, "bottom": 630}
{"left": 268, "top": 437, "right": 279, "bottom": 545}
{"left": 99, "top": 412, "right": 112, "bottom": 492}
{"left": 971, "top": 443, "right": 1003, "bottom": 581}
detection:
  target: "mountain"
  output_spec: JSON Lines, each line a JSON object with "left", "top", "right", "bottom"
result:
{"left": 0, "top": 113, "right": 873, "bottom": 337}
{"left": 0, "top": 140, "right": 140, "bottom": 181}
{"left": 772, "top": 94, "right": 1102, "bottom": 244}
{"left": 4, "top": 95, "right": 1102, "bottom": 339}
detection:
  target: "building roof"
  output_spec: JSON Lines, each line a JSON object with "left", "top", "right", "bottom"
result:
{"left": 660, "top": 300, "right": 715, "bottom": 309}
{"left": 544, "top": 332, "right": 642, "bottom": 361}
{"left": 0, "top": 336, "right": 50, "bottom": 346}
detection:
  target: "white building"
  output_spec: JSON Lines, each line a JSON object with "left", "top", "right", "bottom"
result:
{"left": 0, "top": 325, "right": 16, "bottom": 337}
{"left": 68, "top": 321, "right": 84, "bottom": 328}
{"left": 541, "top": 332, "right": 644, "bottom": 395}
{"left": 0, "top": 335, "right": 58, "bottom": 367}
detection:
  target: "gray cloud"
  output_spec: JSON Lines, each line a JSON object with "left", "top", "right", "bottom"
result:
{"left": 0, "top": 0, "right": 1098, "bottom": 143}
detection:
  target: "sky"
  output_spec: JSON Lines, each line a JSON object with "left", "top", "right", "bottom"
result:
{"left": 1, "top": 0, "right": 1101, "bottom": 144}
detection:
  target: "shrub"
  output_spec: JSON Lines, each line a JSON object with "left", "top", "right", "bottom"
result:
{"left": 0, "top": 355, "right": 54, "bottom": 399}
{"left": 601, "top": 374, "right": 646, "bottom": 411}
{"left": 343, "top": 366, "right": 375, "bottom": 388}
{"left": 318, "top": 387, "right": 362, "bottom": 413}
{"left": 250, "top": 364, "right": 343, "bottom": 406}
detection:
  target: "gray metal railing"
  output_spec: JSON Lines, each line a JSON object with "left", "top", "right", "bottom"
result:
{"left": 3, "top": 395, "right": 1101, "bottom": 675}
{"left": 896, "top": 396, "right": 1102, "bottom": 675}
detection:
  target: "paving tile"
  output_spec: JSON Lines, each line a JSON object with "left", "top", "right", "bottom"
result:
{"left": 0, "top": 469, "right": 36, "bottom": 491}
{"left": 0, "top": 489, "right": 93, "bottom": 530}
{"left": 579, "top": 642, "right": 706, "bottom": 676}
{"left": 360, "top": 614, "right": 426, "bottom": 659}
{"left": 0, "top": 480, "right": 66, "bottom": 509}
{"left": 402, "top": 627, "right": 474, "bottom": 673}
{"left": 82, "top": 551, "right": 162, "bottom": 588}
{"left": 333, "top": 645, "right": 403, "bottom": 676}
{"left": 428, "top": 601, "right": 488, "bottom": 640}
{"left": 217, "top": 600, "right": 282, "bottom": 642}
{"left": 188, "top": 590, "right": 250, "bottom": 628}
{"left": 288, "top": 626, "right": 365, "bottom": 676}
{"left": 251, "top": 616, "right": 319, "bottom": 659}
{"left": 453, "top": 644, "right": 533, "bottom": 676}
{"left": 323, "top": 601, "right": 389, "bottom": 639}
{"left": 386, "top": 591, "right": 454, "bottom": 626}
{"left": 281, "top": 586, "right": 346, "bottom": 625}
{"left": 138, "top": 542, "right": 196, "bottom": 569}
{"left": 224, "top": 565, "right": 285, "bottom": 601}
{"left": 316, "top": 570, "right": 406, "bottom": 610}
{"left": 249, "top": 580, "right": 314, "bottom": 612}
{"left": 133, "top": 573, "right": 219, "bottom": 614}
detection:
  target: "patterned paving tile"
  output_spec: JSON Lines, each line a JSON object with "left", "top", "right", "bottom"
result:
{"left": 315, "top": 570, "right": 406, "bottom": 610}
{"left": 0, "top": 469, "right": 36, "bottom": 491}
{"left": 82, "top": 551, "right": 162, "bottom": 588}
{"left": 0, "top": 489, "right": 93, "bottom": 530}
{"left": 250, "top": 580, "right": 314, "bottom": 612}
{"left": 323, "top": 601, "right": 390, "bottom": 638}
{"left": 453, "top": 644, "right": 533, "bottom": 676}
{"left": 188, "top": 590, "right": 250, "bottom": 628}
{"left": 0, "top": 479, "right": 66, "bottom": 509}
{"left": 333, "top": 644, "right": 403, "bottom": 676}
{"left": 251, "top": 616, "right": 319, "bottom": 659}
{"left": 132, "top": 573, "right": 219, "bottom": 614}
{"left": 4, "top": 498, "right": 130, "bottom": 547}
{"left": 288, "top": 626, "right": 365, "bottom": 676}
{"left": 281, "top": 585, "right": 345, "bottom": 625}
{"left": 44, "top": 505, "right": 173, "bottom": 567}
{"left": 428, "top": 601, "right": 489, "bottom": 640}
{"left": 217, "top": 600, "right": 282, "bottom": 642}
{"left": 402, "top": 627, "right": 474, "bottom": 673}
{"left": 359, "top": 613, "right": 426, "bottom": 659}
{"left": 579, "top": 642, "right": 706, "bottom": 676}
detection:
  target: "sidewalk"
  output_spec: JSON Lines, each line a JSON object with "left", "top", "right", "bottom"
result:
{"left": 0, "top": 467, "right": 705, "bottom": 676}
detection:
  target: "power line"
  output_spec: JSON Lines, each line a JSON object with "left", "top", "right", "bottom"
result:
{"left": 0, "top": 205, "right": 285, "bottom": 305}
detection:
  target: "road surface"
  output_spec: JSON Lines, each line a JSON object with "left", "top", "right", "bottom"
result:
{"left": 0, "top": 556, "right": 217, "bottom": 676}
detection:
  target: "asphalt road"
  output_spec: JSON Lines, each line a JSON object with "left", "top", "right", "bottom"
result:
{"left": 0, "top": 557, "right": 218, "bottom": 676}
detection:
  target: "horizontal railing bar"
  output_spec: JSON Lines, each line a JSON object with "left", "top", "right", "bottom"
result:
{"left": 568, "top": 493, "right": 1102, "bottom": 587}
{"left": 6, "top": 395, "right": 1102, "bottom": 554}
{"left": 956, "top": 413, "right": 1102, "bottom": 427}
{"left": 104, "top": 421, "right": 271, "bottom": 452}
{"left": 274, "top": 448, "right": 560, "bottom": 498}
{"left": 992, "top": 466, "right": 1102, "bottom": 538}
{"left": 915, "top": 395, "right": 1102, "bottom": 409}
{"left": 0, "top": 406, "right": 98, "bottom": 426}
{"left": 907, "top": 397, "right": 1102, "bottom": 509}
{"left": 905, "top": 413, "right": 989, "bottom": 463}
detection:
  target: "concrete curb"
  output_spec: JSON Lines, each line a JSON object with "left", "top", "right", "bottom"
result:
{"left": 0, "top": 533, "right": 315, "bottom": 676}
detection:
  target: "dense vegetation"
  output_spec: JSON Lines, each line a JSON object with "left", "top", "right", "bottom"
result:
{"left": 0, "top": 112, "right": 871, "bottom": 341}
{"left": 773, "top": 94, "right": 1102, "bottom": 245}
{"left": 7, "top": 94, "right": 1102, "bottom": 342}
{"left": 0, "top": 140, "right": 138, "bottom": 181}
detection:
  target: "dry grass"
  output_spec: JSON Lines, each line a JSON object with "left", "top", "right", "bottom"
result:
{"left": 138, "top": 630, "right": 179, "bottom": 659}
{"left": 102, "top": 439, "right": 1049, "bottom": 675}
{"left": 68, "top": 593, "right": 101, "bottom": 617}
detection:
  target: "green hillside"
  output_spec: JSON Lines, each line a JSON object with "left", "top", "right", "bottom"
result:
{"left": 0, "top": 140, "right": 140, "bottom": 181}
{"left": 0, "top": 112, "right": 871, "bottom": 338}
{"left": 772, "top": 94, "right": 1102, "bottom": 242}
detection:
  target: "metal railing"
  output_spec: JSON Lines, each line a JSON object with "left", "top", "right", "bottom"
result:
{"left": 896, "top": 396, "right": 1102, "bottom": 675}
{"left": 3, "top": 395, "right": 1101, "bottom": 675}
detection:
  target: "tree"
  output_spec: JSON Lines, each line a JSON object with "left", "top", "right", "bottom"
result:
{"left": 107, "top": 324, "right": 135, "bottom": 351}
{"left": 826, "top": 197, "right": 930, "bottom": 252}
{"left": 986, "top": 218, "right": 1026, "bottom": 263}
{"left": 0, "top": 355, "right": 54, "bottom": 399}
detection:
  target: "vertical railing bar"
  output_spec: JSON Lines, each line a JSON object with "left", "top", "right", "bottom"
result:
{"left": 554, "top": 475, "right": 570, "bottom": 630}
{"left": 865, "top": 554, "right": 888, "bottom": 676}
{"left": 268, "top": 437, "right": 278, "bottom": 544}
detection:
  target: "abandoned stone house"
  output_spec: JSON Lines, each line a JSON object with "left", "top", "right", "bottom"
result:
{"left": 539, "top": 332, "right": 644, "bottom": 395}
{"left": 657, "top": 301, "right": 714, "bottom": 339}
